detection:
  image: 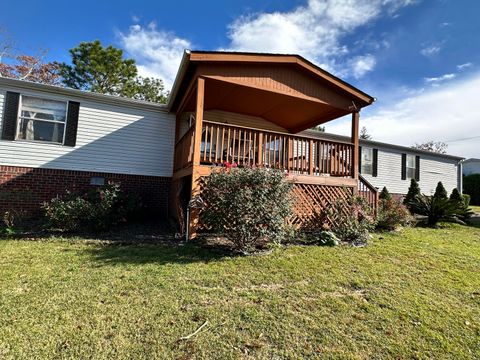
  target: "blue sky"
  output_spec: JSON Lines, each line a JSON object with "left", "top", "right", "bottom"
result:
{"left": 1, "top": 0, "right": 479, "bottom": 157}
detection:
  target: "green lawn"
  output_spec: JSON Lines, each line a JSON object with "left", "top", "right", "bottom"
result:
{"left": 1, "top": 225, "right": 479, "bottom": 359}
{"left": 470, "top": 205, "right": 480, "bottom": 214}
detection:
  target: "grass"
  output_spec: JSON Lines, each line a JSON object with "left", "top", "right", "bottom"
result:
{"left": 470, "top": 205, "right": 480, "bottom": 214}
{"left": 1, "top": 225, "right": 479, "bottom": 359}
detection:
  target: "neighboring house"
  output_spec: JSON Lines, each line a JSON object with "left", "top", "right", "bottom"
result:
{"left": 302, "top": 131, "right": 464, "bottom": 196}
{"left": 0, "top": 50, "right": 463, "bottom": 237}
{"left": 463, "top": 158, "right": 480, "bottom": 176}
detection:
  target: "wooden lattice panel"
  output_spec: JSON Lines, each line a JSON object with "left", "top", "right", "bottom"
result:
{"left": 289, "top": 183, "right": 353, "bottom": 229}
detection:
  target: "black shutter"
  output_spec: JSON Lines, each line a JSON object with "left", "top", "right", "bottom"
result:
{"left": 358, "top": 146, "right": 362, "bottom": 174}
{"left": 401, "top": 153, "right": 407, "bottom": 180}
{"left": 372, "top": 148, "right": 378, "bottom": 177}
{"left": 415, "top": 155, "right": 420, "bottom": 181}
{"left": 1, "top": 91, "right": 20, "bottom": 140}
{"left": 64, "top": 101, "right": 80, "bottom": 147}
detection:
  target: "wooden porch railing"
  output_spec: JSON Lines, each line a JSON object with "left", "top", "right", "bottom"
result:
{"left": 197, "top": 121, "right": 354, "bottom": 177}
{"left": 174, "top": 126, "right": 195, "bottom": 172}
{"left": 358, "top": 175, "right": 379, "bottom": 214}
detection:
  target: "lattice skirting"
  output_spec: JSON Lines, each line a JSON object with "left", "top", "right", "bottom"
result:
{"left": 289, "top": 183, "right": 353, "bottom": 229}
{"left": 192, "top": 175, "right": 354, "bottom": 232}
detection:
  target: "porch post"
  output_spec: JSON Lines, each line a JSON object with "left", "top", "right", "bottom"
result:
{"left": 351, "top": 111, "right": 360, "bottom": 180}
{"left": 192, "top": 77, "right": 205, "bottom": 166}
{"left": 189, "top": 77, "right": 206, "bottom": 240}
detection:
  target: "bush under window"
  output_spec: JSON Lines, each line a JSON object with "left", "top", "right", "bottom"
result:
{"left": 43, "top": 183, "right": 141, "bottom": 232}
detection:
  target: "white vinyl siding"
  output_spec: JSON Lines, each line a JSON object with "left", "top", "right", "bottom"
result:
{"left": 360, "top": 146, "right": 460, "bottom": 195}
{"left": 0, "top": 87, "right": 175, "bottom": 177}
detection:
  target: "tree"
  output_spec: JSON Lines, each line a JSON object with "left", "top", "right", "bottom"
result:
{"left": 379, "top": 186, "right": 392, "bottom": 201}
{"left": 412, "top": 141, "right": 448, "bottom": 154}
{"left": 0, "top": 32, "right": 60, "bottom": 85}
{"left": 404, "top": 178, "right": 420, "bottom": 210}
{"left": 58, "top": 40, "right": 167, "bottom": 103}
{"left": 311, "top": 125, "right": 325, "bottom": 132}
{"left": 359, "top": 126, "right": 372, "bottom": 140}
{"left": 449, "top": 188, "right": 463, "bottom": 206}
{"left": 434, "top": 181, "right": 448, "bottom": 200}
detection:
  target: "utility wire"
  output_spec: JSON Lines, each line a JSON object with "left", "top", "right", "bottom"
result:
{"left": 443, "top": 135, "right": 480, "bottom": 143}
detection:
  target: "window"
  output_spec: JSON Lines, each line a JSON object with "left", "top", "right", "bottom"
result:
{"left": 361, "top": 147, "right": 373, "bottom": 175}
{"left": 406, "top": 154, "right": 416, "bottom": 179}
{"left": 16, "top": 95, "right": 68, "bottom": 144}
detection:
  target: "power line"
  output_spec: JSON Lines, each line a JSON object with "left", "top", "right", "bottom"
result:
{"left": 443, "top": 135, "right": 480, "bottom": 143}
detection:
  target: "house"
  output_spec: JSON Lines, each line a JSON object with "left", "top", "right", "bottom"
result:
{"left": 0, "top": 50, "right": 463, "bottom": 238}
{"left": 302, "top": 131, "right": 464, "bottom": 197}
{"left": 463, "top": 158, "right": 480, "bottom": 176}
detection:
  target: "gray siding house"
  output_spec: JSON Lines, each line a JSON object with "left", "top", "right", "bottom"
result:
{"left": 303, "top": 131, "right": 463, "bottom": 196}
{"left": 0, "top": 51, "right": 465, "bottom": 222}
{"left": 463, "top": 158, "right": 480, "bottom": 176}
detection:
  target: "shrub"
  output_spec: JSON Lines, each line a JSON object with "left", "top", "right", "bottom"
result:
{"left": 462, "top": 194, "right": 471, "bottom": 208}
{"left": 376, "top": 198, "right": 412, "bottom": 231}
{"left": 449, "top": 188, "right": 463, "bottom": 206}
{"left": 199, "top": 167, "right": 293, "bottom": 254}
{"left": 434, "top": 182, "right": 448, "bottom": 200}
{"left": 404, "top": 179, "right": 420, "bottom": 211}
{"left": 43, "top": 183, "right": 141, "bottom": 232}
{"left": 408, "top": 194, "right": 473, "bottom": 227}
{"left": 43, "top": 195, "right": 92, "bottom": 231}
{"left": 379, "top": 187, "right": 392, "bottom": 201}
{"left": 295, "top": 230, "right": 339, "bottom": 247}
{"left": 463, "top": 174, "right": 480, "bottom": 205}
{"left": 2, "top": 210, "right": 26, "bottom": 235}
{"left": 327, "top": 195, "right": 376, "bottom": 245}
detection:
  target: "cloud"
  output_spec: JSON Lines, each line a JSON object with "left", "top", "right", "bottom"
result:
{"left": 457, "top": 62, "right": 473, "bottom": 71}
{"left": 348, "top": 54, "right": 377, "bottom": 79}
{"left": 225, "top": 0, "right": 415, "bottom": 77}
{"left": 116, "top": 0, "right": 416, "bottom": 89}
{"left": 117, "top": 22, "right": 191, "bottom": 88}
{"left": 420, "top": 44, "right": 442, "bottom": 57}
{"left": 325, "top": 73, "right": 480, "bottom": 158}
{"left": 424, "top": 73, "right": 456, "bottom": 84}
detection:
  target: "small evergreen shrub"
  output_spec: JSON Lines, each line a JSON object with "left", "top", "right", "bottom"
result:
{"left": 449, "top": 188, "right": 463, "bottom": 206}
{"left": 43, "top": 183, "right": 141, "bottom": 232}
{"left": 462, "top": 194, "right": 471, "bottom": 208}
{"left": 376, "top": 198, "right": 412, "bottom": 231}
{"left": 327, "top": 195, "right": 376, "bottom": 245}
{"left": 404, "top": 179, "right": 420, "bottom": 212}
{"left": 199, "top": 167, "right": 293, "bottom": 254}
{"left": 434, "top": 182, "right": 448, "bottom": 200}
{"left": 379, "top": 187, "right": 392, "bottom": 201}
{"left": 463, "top": 174, "right": 480, "bottom": 205}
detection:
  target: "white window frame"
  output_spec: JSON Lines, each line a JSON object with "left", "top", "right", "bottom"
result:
{"left": 361, "top": 147, "right": 374, "bottom": 175}
{"left": 15, "top": 94, "right": 69, "bottom": 145}
{"left": 406, "top": 154, "right": 416, "bottom": 179}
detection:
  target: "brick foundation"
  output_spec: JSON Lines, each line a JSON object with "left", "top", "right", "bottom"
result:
{"left": 0, "top": 165, "right": 171, "bottom": 218}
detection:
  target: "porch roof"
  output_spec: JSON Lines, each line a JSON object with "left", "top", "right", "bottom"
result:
{"left": 168, "top": 51, "right": 375, "bottom": 133}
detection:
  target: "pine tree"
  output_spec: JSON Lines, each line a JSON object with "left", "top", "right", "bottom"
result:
{"left": 449, "top": 188, "right": 464, "bottom": 208}
{"left": 404, "top": 178, "right": 420, "bottom": 207}
{"left": 379, "top": 186, "right": 392, "bottom": 201}
{"left": 434, "top": 182, "right": 448, "bottom": 200}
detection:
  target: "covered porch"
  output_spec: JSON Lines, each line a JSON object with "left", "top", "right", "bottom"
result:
{"left": 168, "top": 51, "right": 377, "bottom": 238}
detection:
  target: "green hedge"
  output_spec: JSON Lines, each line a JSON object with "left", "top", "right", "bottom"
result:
{"left": 463, "top": 174, "right": 480, "bottom": 205}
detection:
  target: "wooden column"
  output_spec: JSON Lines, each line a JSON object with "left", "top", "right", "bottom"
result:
{"left": 189, "top": 77, "right": 206, "bottom": 240}
{"left": 351, "top": 111, "right": 360, "bottom": 180}
{"left": 309, "top": 139, "right": 314, "bottom": 175}
{"left": 192, "top": 77, "right": 205, "bottom": 166}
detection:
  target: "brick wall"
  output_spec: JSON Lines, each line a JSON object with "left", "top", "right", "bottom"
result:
{"left": 0, "top": 165, "right": 171, "bottom": 218}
